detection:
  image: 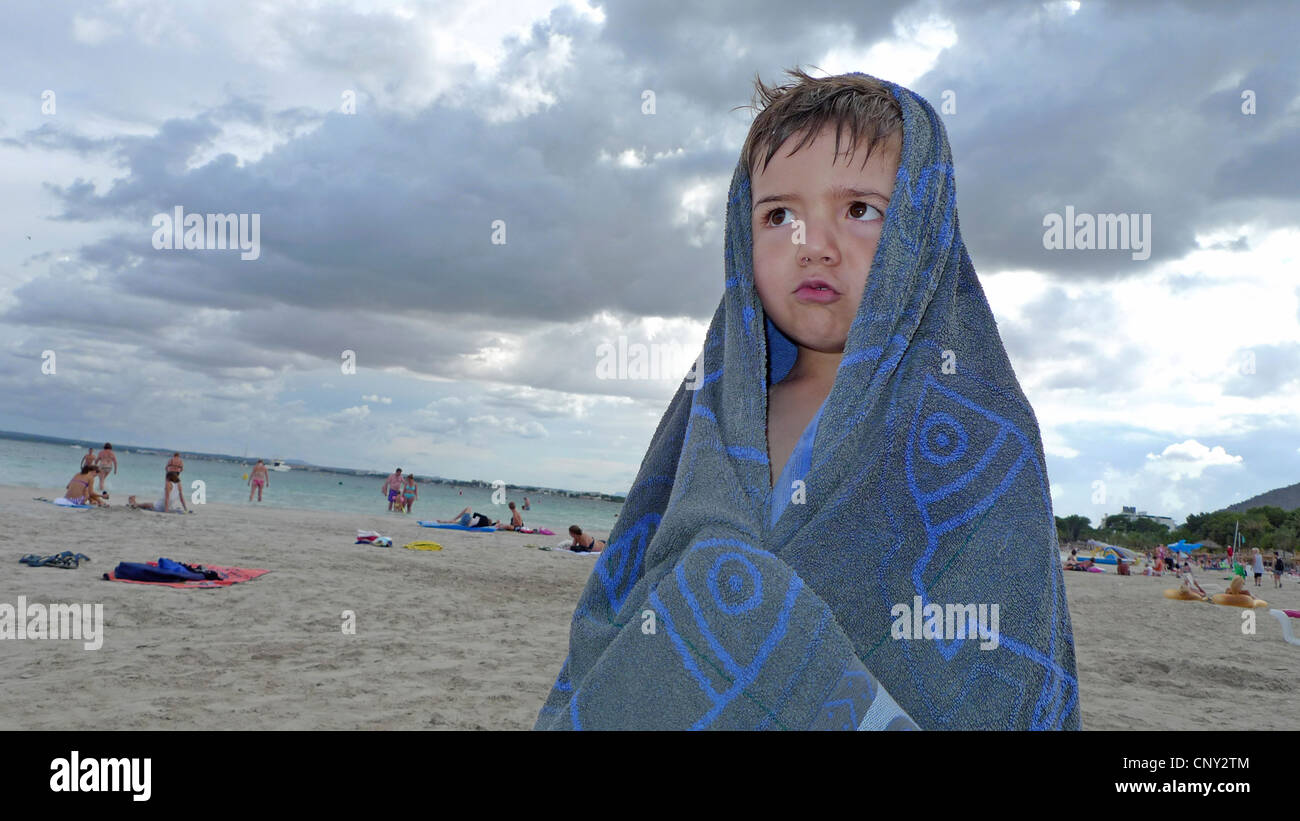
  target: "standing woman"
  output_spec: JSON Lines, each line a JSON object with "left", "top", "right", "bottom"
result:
{"left": 403, "top": 474, "right": 419, "bottom": 514}
{"left": 95, "top": 443, "right": 118, "bottom": 498}
{"left": 1252, "top": 548, "right": 1265, "bottom": 588}
{"left": 128, "top": 471, "right": 188, "bottom": 513}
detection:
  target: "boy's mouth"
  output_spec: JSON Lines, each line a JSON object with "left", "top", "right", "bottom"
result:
{"left": 794, "top": 277, "right": 841, "bottom": 304}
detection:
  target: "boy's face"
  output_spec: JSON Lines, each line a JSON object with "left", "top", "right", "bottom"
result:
{"left": 751, "top": 124, "right": 901, "bottom": 357}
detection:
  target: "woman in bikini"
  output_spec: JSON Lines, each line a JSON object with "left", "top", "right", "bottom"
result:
{"left": 565, "top": 525, "right": 606, "bottom": 553}
{"left": 64, "top": 465, "right": 106, "bottom": 506}
{"left": 402, "top": 475, "right": 418, "bottom": 513}
{"left": 248, "top": 460, "right": 270, "bottom": 502}
{"left": 94, "top": 443, "right": 117, "bottom": 497}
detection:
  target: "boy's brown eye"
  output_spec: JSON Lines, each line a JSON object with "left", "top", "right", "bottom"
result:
{"left": 849, "top": 201, "right": 881, "bottom": 220}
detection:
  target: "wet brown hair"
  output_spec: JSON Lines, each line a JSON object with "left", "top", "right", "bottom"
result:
{"left": 738, "top": 67, "right": 904, "bottom": 178}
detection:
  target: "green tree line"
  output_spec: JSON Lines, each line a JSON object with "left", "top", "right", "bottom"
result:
{"left": 1056, "top": 505, "right": 1300, "bottom": 555}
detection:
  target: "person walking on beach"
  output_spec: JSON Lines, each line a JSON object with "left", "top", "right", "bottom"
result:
{"left": 80, "top": 447, "right": 97, "bottom": 471}
{"left": 248, "top": 460, "right": 270, "bottom": 502}
{"left": 383, "top": 468, "right": 404, "bottom": 511}
{"left": 1251, "top": 548, "right": 1265, "bottom": 588}
{"left": 165, "top": 452, "right": 184, "bottom": 478}
{"left": 522, "top": 496, "right": 531, "bottom": 510}
{"left": 1272, "top": 552, "right": 1284, "bottom": 588}
{"left": 402, "top": 474, "right": 419, "bottom": 514}
{"left": 94, "top": 443, "right": 117, "bottom": 498}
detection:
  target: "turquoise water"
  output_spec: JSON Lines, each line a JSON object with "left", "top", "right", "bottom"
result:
{"left": 0, "top": 437, "right": 624, "bottom": 534}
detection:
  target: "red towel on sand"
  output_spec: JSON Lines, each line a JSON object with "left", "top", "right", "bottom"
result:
{"left": 1285, "top": 610, "right": 1300, "bottom": 619}
{"left": 104, "top": 562, "right": 269, "bottom": 589}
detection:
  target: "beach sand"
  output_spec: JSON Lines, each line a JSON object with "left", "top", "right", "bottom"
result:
{"left": 2, "top": 484, "right": 1297, "bottom": 730}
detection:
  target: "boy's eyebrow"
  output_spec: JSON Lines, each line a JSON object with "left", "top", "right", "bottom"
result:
{"left": 752, "top": 185, "right": 890, "bottom": 210}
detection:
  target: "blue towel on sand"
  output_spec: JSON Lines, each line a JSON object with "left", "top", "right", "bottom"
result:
{"left": 535, "top": 74, "right": 1079, "bottom": 730}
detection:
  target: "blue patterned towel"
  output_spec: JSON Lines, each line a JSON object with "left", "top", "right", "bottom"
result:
{"left": 536, "top": 74, "right": 1079, "bottom": 730}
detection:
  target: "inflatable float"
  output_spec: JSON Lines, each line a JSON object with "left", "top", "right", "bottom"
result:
{"left": 1209, "top": 593, "right": 1268, "bottom": 608}
{"left": 1268, "top": 609, "right": 1300, "bottom": 646}
{"left": 403, "top": 541, "right": 443, "bottom": 552}
{"left": 1162, "top": 588, "right": 1206, "bottom": 602}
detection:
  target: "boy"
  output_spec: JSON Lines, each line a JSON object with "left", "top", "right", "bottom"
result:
{"left": 537, "top": 70, "right": 1077, "bottom": 731}
{"left": 493, "top": 501, "right": 525, "bottom": 531}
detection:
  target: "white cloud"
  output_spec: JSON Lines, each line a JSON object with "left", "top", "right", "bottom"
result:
{"left": 361, "top": 394, "right": 393, "bottom": 404}
{"left": 1143, "top": 440, "right": 1243, "bottom": 481}
{"left": 72, "top": 16, "right": 123, "bottom": 45}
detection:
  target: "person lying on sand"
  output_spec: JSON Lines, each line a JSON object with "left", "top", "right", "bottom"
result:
{"left": 438, "top": 507, "right": 493, "bottom": 528}
{"left": 564, "top": 525, "right": 606, "bottom": 553}
{"left": 64, "top": 464, "right": 107, "bottom": 506}
{"left": 1178, "top": 561, "right": 1208, "bottom": 599}
{"left": 128, "top": 471, "right": 189, "bottom": 513}
{"left": 493, "top": 501, "right": 525, "bottom": 531}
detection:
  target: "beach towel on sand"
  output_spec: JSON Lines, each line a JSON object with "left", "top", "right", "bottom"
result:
{"left": 104, "top": 561, "right": 269, "bottom": 589}
{"left": 536, "top": 74, "right": 1078, "bottom": 731}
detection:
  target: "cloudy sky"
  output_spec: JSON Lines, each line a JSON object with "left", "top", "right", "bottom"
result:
{"left": 2, "top": 0, "right": 1297, "bottom": 523}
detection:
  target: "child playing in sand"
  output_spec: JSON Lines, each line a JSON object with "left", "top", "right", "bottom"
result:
{"left": 537, "top": 70, "right": 1077, "bottom": 731}
{"left": 248, "top": 460, "right": 270, "bottom": 502}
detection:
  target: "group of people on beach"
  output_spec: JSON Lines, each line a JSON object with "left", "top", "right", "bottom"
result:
{"left": 381, "top": 468, "right": 420, "bottom": 513}
{"left": 63, "top": 444, "right": 191, "bottom": 513}
{"left": 380, "top": 468, "right": 602, "bottom": 550}
{"left": 1064, "top": 544, "right": 1288, "bottom": 603}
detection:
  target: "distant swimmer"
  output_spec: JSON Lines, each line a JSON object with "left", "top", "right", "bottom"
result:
{"left": 94, "top": 443, "right": 117, "bottom": 498}
{"left": 80, "top": 447, "right": 97, "bottom": 472}
{"left": 248, "top": 459, "right": 270, "bottom": 502}
{"left": 493, "top": 501, "right": 524, "bottom": 531}
{"left": 522, "top": 496, "right": 531, "bottom": 510}
{"left": 165, "top": 452, "right": 184, "bottom": 477}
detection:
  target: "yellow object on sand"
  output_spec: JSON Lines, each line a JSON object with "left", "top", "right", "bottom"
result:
{"left": 1162, "top": 588, "right": 1205, "bottom": 601}
{"left": 403, "top": 541, "right": 442, "bottom": 552}
{"left": 1209, "top": 593, "right": 1267, "bottom": 608}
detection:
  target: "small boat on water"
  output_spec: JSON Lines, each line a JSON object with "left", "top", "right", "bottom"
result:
{"left": 271, "top": 459, "right": 292, "bottom": 472}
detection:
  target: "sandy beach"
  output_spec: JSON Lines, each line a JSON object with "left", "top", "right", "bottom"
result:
{"left": 2, "top": 484, "right": 1297, "bottom": 730}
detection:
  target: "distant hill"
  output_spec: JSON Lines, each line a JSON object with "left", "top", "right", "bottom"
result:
{"left": 1225, "top": 480, "right": 1300, "bottom": 513}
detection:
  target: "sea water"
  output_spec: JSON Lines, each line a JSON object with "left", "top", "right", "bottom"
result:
{"left": 0, "top": 437, "right": 624, "bottom": 534}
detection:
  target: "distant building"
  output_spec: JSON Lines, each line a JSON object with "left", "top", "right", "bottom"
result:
{"left": 1111, "top": 505, "right": 1177, "bottom": 530}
